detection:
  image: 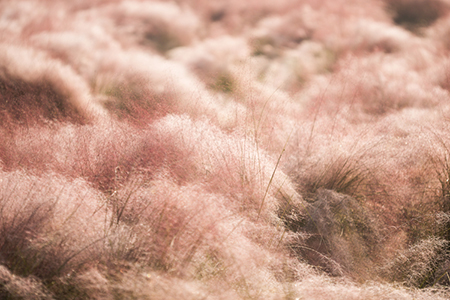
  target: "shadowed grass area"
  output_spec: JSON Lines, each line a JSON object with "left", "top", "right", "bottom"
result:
{"left": 385, "top": 0, "right": 449, "bottom": 30}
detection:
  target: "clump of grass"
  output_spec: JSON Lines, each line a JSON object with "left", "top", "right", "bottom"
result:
{"left": 381, "top": 237, "right": 450, "bottom": 288}
{"left": 422, "top": 128, "right": 450, "bottom": 242}
{"left": 0, "top": 265, "right": 52, "bottom": 300}
{"left": 0, "top": 44, "right": 105, "bottom": 127}
{"left": 0, "top": 171, "right": 109, "bottom": 282}
{"left": 168, "top": 35, "right": 250, "bottom": 110}
{"left": 300, "top": 53, "right": 446, "bottom": 124}
{"left": 290, "top": 129, "right": 381, "bottom": 199}
{"left": 0, "top": 120, "right": 170, "bottom": 193}
{"left": 284, "top": 189, "right": 382, "bottom": 279}
{"left": 300, "top": 154, "right": 369, "bottom": 197}
{"left": 398, "top": 196, "right": 443, "bottom": 246}
{"left": 294, "top": 274, "right": 450, "bottom": 300}
{"left": 98, "top": 75, "right": 167, "bottom": 124}
{"left": 150, "top": 114, "right": 302, "bottom": 222}
{"left": 104, "top": 1, "right": 201, "bottom": 53}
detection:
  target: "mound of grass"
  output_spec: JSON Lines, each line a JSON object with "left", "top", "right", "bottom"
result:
{"left": 382, "top": 238, "right": 450, "bottom": 288}
{"left": 283, "top": 189, "right": 381, "bottom": 279}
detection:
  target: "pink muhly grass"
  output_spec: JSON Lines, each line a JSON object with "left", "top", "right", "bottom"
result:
{"left": 101, "top": 1, "right": 201, "bottom": 53}
{"left": 0, "top": 265, "right": 52, "bottom": 300}
{"left": 299, "top": 53, "right": 447, "bottom": 124}
{"left": 0, "top": 44, "right": 106, "bottom": 126}
{"left": 151, "top": 114, "right": 303, "bottom": 222}
{"left": 3, "top": 0, "right": 450, "bottom": 298}
{"left": 0, "top": 171, "right": 109, "bottom": 280}
{"left": 0, "top": 119, "right": 168, "bottom": 192}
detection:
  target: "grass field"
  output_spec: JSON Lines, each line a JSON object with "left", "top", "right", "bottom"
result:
{"left": 0, "top": 0, "right": 450, "bottom": 299}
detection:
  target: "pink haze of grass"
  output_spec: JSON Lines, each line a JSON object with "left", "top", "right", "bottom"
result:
{"left": 1, "top": 0, "right": 450, "bottom": 299}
